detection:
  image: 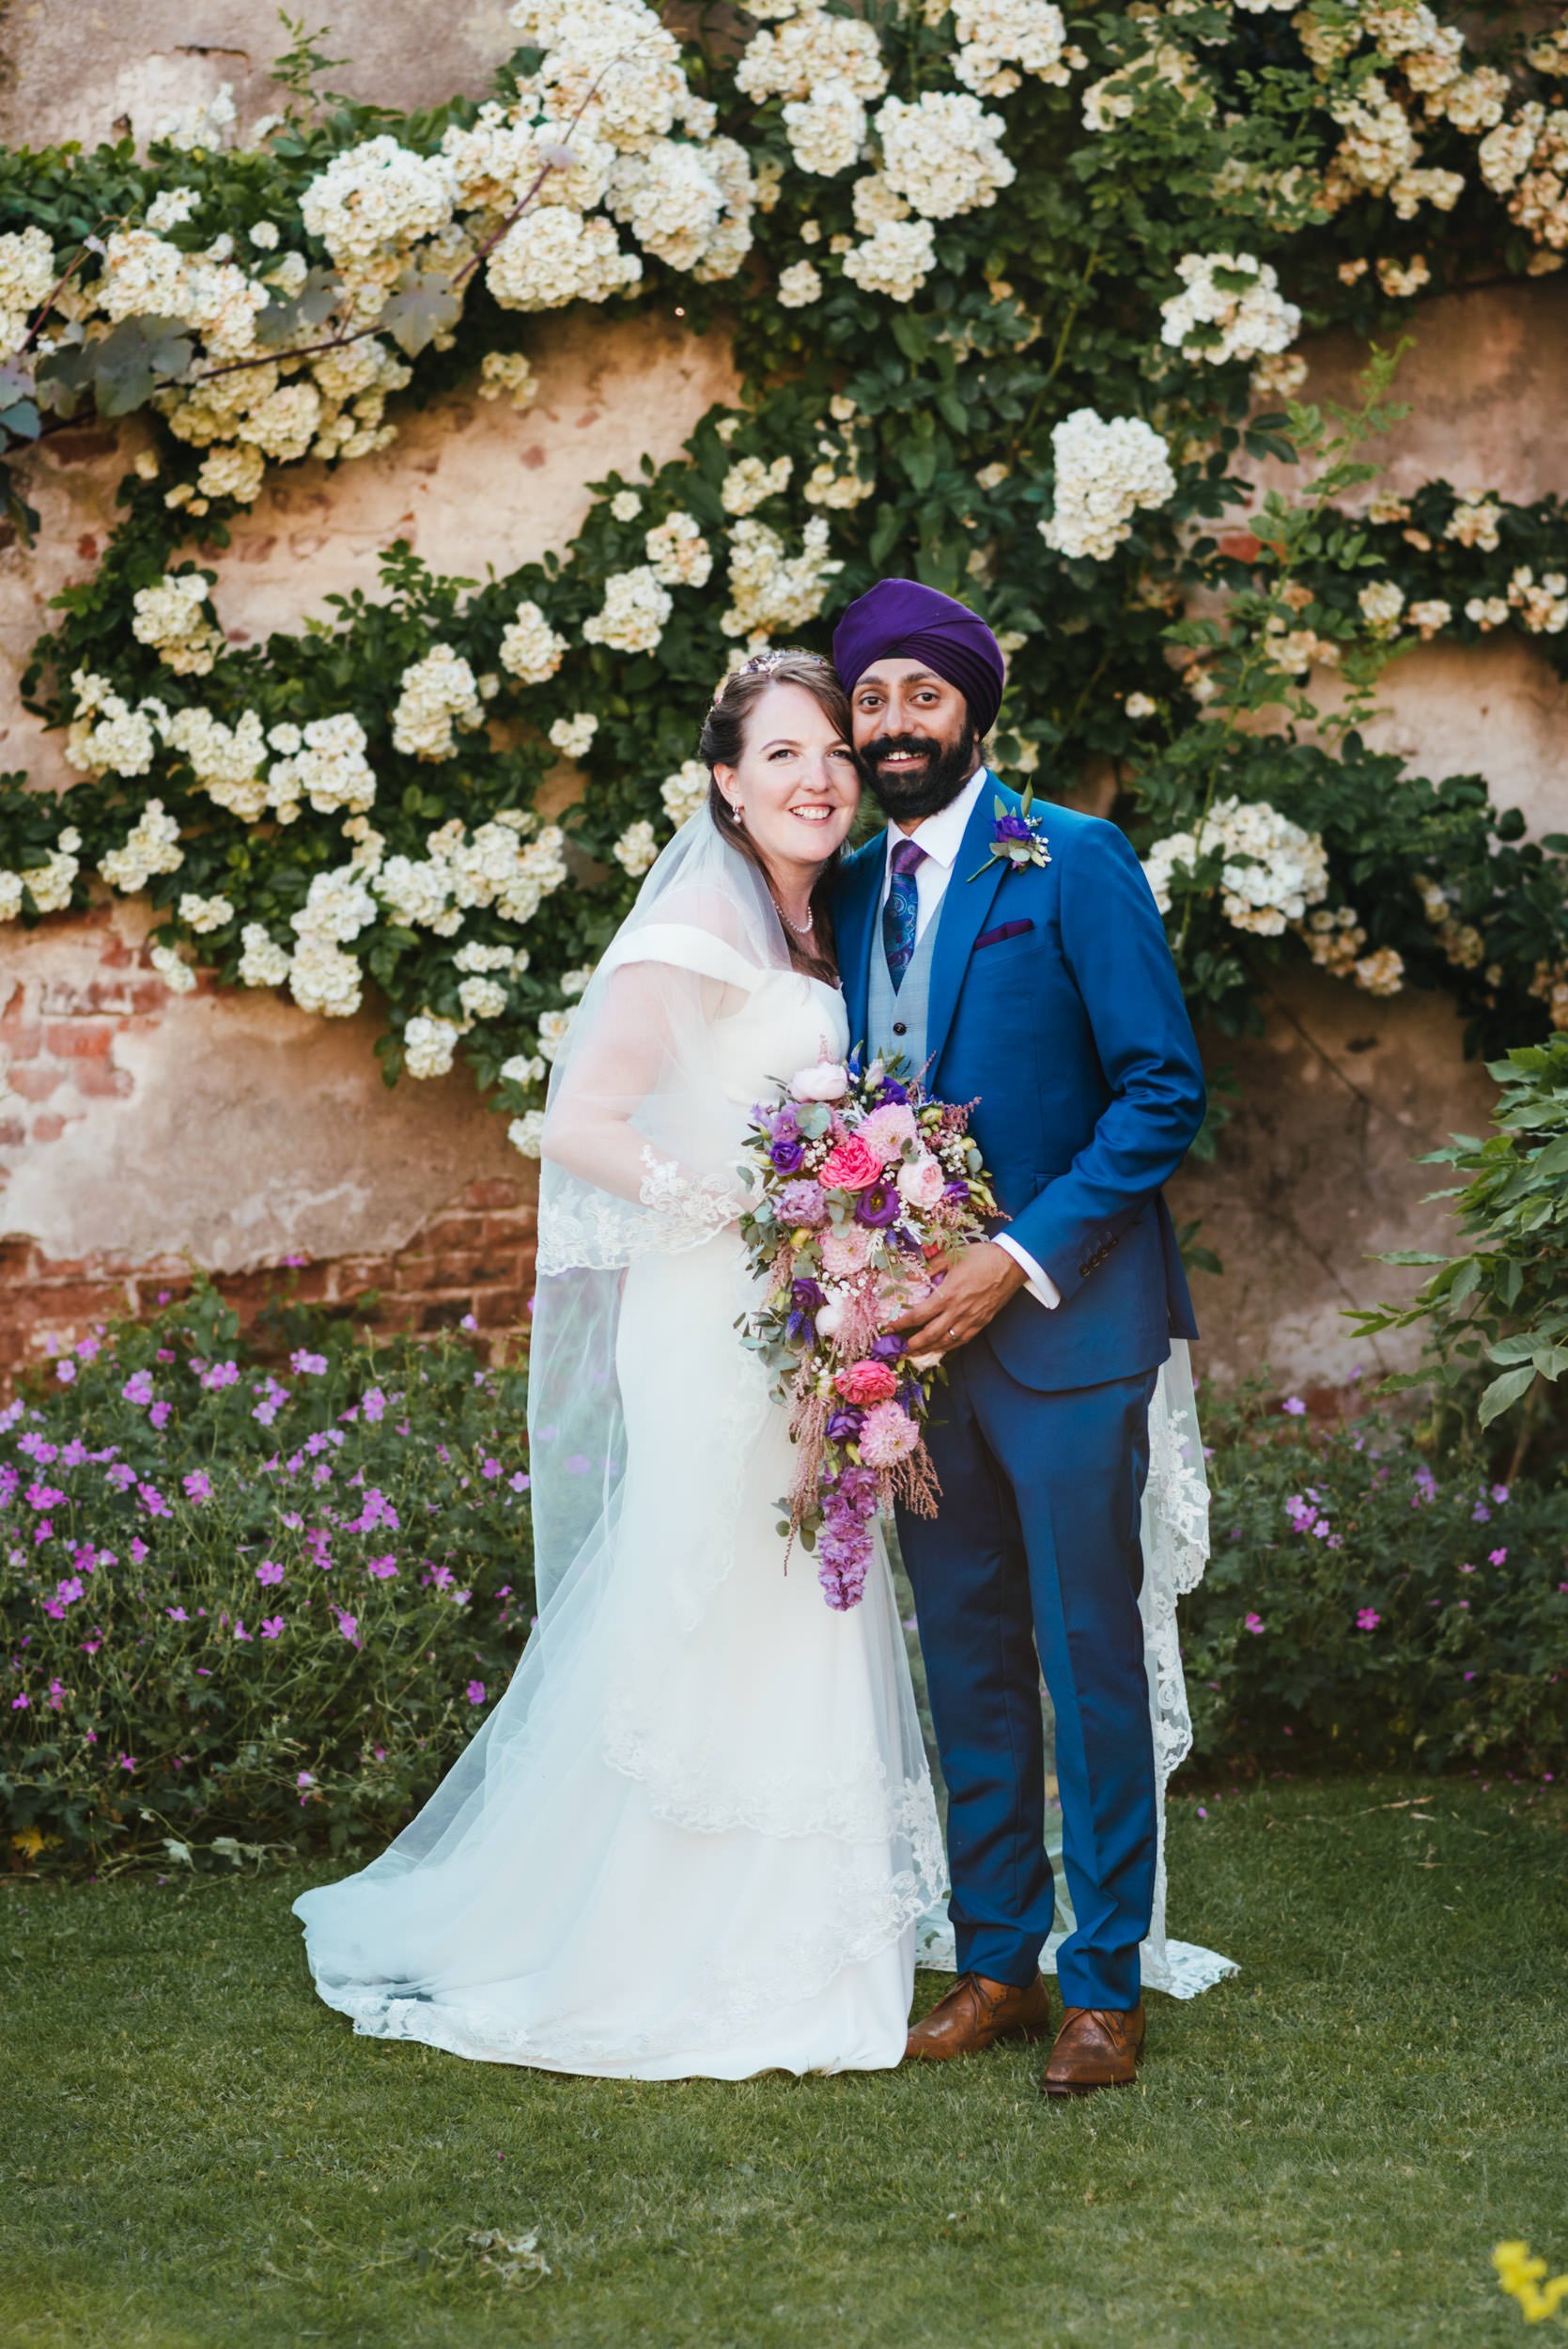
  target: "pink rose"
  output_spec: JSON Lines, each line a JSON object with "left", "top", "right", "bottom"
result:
{"left": 820, "top": 1134, "right": 882, "bottom": 1191}
{"left": 896, "top": 1152, "right": 946, "bottom": 1209}
{"left": 835, "top": 1359, "right": 899, "bottom": 1406}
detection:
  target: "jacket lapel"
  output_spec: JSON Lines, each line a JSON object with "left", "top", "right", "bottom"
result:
{"left": 923, "top": 770, "right": 1014, "bottom": 1079}
{"left": 835, "top": 836, "right": 882, "bottom": 1053}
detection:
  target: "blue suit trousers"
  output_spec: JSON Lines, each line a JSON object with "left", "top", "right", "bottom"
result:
{"left": 896, "top": 1340, "right": 1160, "bottom": 2011}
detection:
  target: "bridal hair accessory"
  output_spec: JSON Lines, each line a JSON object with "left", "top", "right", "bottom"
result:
{"left": 969, "top": 782, "right": 1051, "bottom": 883}
{"left": 712, "top": 646, "right": 825, "bottom": 706}
{"left": 737, "top": 1051, "right": 1000, "bottom": 1610}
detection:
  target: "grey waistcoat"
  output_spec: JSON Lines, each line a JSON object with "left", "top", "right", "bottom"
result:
{"left": 863, "top": 883, "right": 941, "bottom": 1084}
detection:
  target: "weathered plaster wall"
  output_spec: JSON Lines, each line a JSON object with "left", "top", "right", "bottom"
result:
{"left": 0, "top": 12, "right": 1561, "bottom": 1384}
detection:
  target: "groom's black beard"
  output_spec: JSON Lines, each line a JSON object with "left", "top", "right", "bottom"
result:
{"left": 859, "top": 722, "right": 981, "bottom": 823}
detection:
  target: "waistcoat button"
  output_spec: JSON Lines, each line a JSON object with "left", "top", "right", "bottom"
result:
{"left": 893, "top": 1019, "right": 907, "bottom": 1035}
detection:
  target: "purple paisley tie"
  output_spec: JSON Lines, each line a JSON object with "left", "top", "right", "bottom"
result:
{"left": 882, "top": 835, "right": 927, "bottom": 991}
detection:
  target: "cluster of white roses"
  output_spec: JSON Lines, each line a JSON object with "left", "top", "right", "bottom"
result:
{"left": 644, "top": 510, "right": 713, "bottom": 587}
{"left": 1413, "top": 876, "right": 1485, "bottom": 973}
{"left": 721, "top": 516, "right": 842, "bottom": 643}
{"left": 498, "top": 598, "right": 569, "bottom": 686}
{"left": 0, "top": 225, "right": 56, "bottom": 364}
{"left": 1141, "top": 796, "right": 1330, "bottom": 938}
{"left": 390, "top": 646, "right": 487, "bottom": 761}
{"left": 1507, "top": 565, "right": 1568, "bottom": 635}
{"left": 582, "top": 567, "right": 674, "bottom": 654}
{"left": 659, "top": 759, "right": 710, "bottom": 829}
{"left": 1039, "top": 410, "right": 1176, "bottom": 562}
{"left": 1296, "top": 905, "right": 1406, "bottom": 996}
{"left": 0, "top": 827, "right": 81, "bottom": 923}
{"left": 876, "top": 93, "right": 1015, "bottom": 220}
{"left": 97, "top": 801, "right": 185, "bottom": 894}
{"left": 266, "top": 715, "right": 380, "bottom": 819}
{"left": 945, "top": 0, "right": 1085, "bottom": 100}
{"left": 130, "top": 577, "right": 226, "bottom": 677}
{"left": 1159, "top": 251, "right": 1301, "bottom": 367}
{"left": 841, "top": 216, "right": 938, "bottom": 303}
{"left": 612, "top": 818, "right": 660, "bottom": 875}
{"left": 1481, "top": 103, "right": 1568, "bottom": 261}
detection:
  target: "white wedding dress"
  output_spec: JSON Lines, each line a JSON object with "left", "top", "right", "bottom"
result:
{"left": 292, "top": 811, "right": 1232, "bottom": 2079}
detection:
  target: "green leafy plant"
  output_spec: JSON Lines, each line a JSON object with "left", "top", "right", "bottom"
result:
{"left": 1355, "top": 1037, "right": 1568, "bottom": 1439}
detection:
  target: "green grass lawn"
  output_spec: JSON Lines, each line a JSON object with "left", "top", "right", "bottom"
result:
{"left": 4, "top": 1777, "right": 1565, "bottom": 2349}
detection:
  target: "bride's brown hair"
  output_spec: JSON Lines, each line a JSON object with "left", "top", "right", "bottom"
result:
{"left": 699, "top": 648, "right": 850, "bottom": 984}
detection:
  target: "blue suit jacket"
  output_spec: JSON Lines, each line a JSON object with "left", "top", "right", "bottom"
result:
{"left": 834, "top": 776, "right": 1206, "bottom": 1392}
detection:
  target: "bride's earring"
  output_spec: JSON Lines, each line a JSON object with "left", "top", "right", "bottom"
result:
{"left": 729, "top": 802, "right": 744, "bottom": 825}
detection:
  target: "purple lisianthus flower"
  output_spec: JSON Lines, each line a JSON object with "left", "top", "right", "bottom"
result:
{"left": 854, "top": 1180, "right": 901, "bottom": 1228}
{"left": 770, "top": 1136, "right": 805, "bottom": 1174}
{"left": 826, "top": 1407, "right": 864, "bottom": 1442}
{"left": 869, "top": 1332, "right": 904, "bottom": 1363}
{"left": 994, "top": 812, "right": 1036, "bottom": 844}
{"left": 873, "top": 1079, "right": 909, "bottom": 1106}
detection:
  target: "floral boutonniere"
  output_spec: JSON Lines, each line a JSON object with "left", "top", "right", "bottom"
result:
{"left": 968, "top": 786, "right": 1051, "bottom": 883}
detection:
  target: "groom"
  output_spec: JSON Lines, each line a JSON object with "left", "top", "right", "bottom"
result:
{"left": 831, "top": 580, "right": 1207, "bottom": 2097}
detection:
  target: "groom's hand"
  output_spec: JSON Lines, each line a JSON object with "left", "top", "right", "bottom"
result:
{"left": 886, "top": 1242, "right": 1027, "bottom": 1354}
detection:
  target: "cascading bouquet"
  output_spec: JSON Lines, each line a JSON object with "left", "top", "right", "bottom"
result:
{"left": 737, "top": 1051, "right": 1000, "bottom": 1611}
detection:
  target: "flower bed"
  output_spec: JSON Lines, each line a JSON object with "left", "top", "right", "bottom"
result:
{"left": 1181, "top": 1379, "right": 1568, "bottom": 1777}
{"left": 4, "top": 1292, "right": 1563, "bottom": 1870}
{"left": 1, "top": 1283, "right": 534, "bottom": 1867}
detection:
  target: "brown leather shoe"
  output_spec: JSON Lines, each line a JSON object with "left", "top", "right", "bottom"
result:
{"left": 904, "top": 1970, "right": 1053, "bottom": 2061}
{"left": 1041, "top": 2002, "right": 1146, "bottom": 2096}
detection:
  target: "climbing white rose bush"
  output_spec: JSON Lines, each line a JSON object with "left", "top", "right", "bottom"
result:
{"left": 2, "top": 0, "right": 1568, "bottom": 1161}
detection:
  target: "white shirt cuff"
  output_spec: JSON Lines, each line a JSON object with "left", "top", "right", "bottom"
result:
{"left": 994, "top": 1233, "right": 1062, "bottom": 1310}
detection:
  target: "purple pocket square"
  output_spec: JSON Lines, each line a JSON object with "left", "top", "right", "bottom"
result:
{"left": 974, "top": 919, "right": 1034, "bottom": 950}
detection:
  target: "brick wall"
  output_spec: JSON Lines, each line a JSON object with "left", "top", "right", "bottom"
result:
{"left": 0, "top": 915, "right": 537, "bottom": 1384}
{"left": 0, "top": 1178, "right": 537, "bottom": 1386}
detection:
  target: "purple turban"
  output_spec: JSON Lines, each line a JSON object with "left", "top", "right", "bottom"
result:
{"left": 832, "top": 579, "right": 1007, "bottom": 738}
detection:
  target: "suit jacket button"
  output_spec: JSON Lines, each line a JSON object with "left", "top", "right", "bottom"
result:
{"left": 893, "top": 1020, "right": 907, "bottom": 1035}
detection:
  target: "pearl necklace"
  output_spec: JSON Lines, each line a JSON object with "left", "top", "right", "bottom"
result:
{"left": 773, "top": 894, "right": 815, "bottom": 937}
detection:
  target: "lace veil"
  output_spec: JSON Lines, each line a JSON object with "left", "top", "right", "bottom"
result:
{"left": 528, "top": 804, "right": 796, "bottom": 1613}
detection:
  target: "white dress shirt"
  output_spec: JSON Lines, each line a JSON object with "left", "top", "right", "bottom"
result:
{"left": 878, "top": 767, "right": 1062, "bottom": 1311}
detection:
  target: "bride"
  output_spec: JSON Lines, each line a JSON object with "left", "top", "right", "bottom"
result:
{"left": 291, "top": 647, "right": 1228, "bottom": 2078}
